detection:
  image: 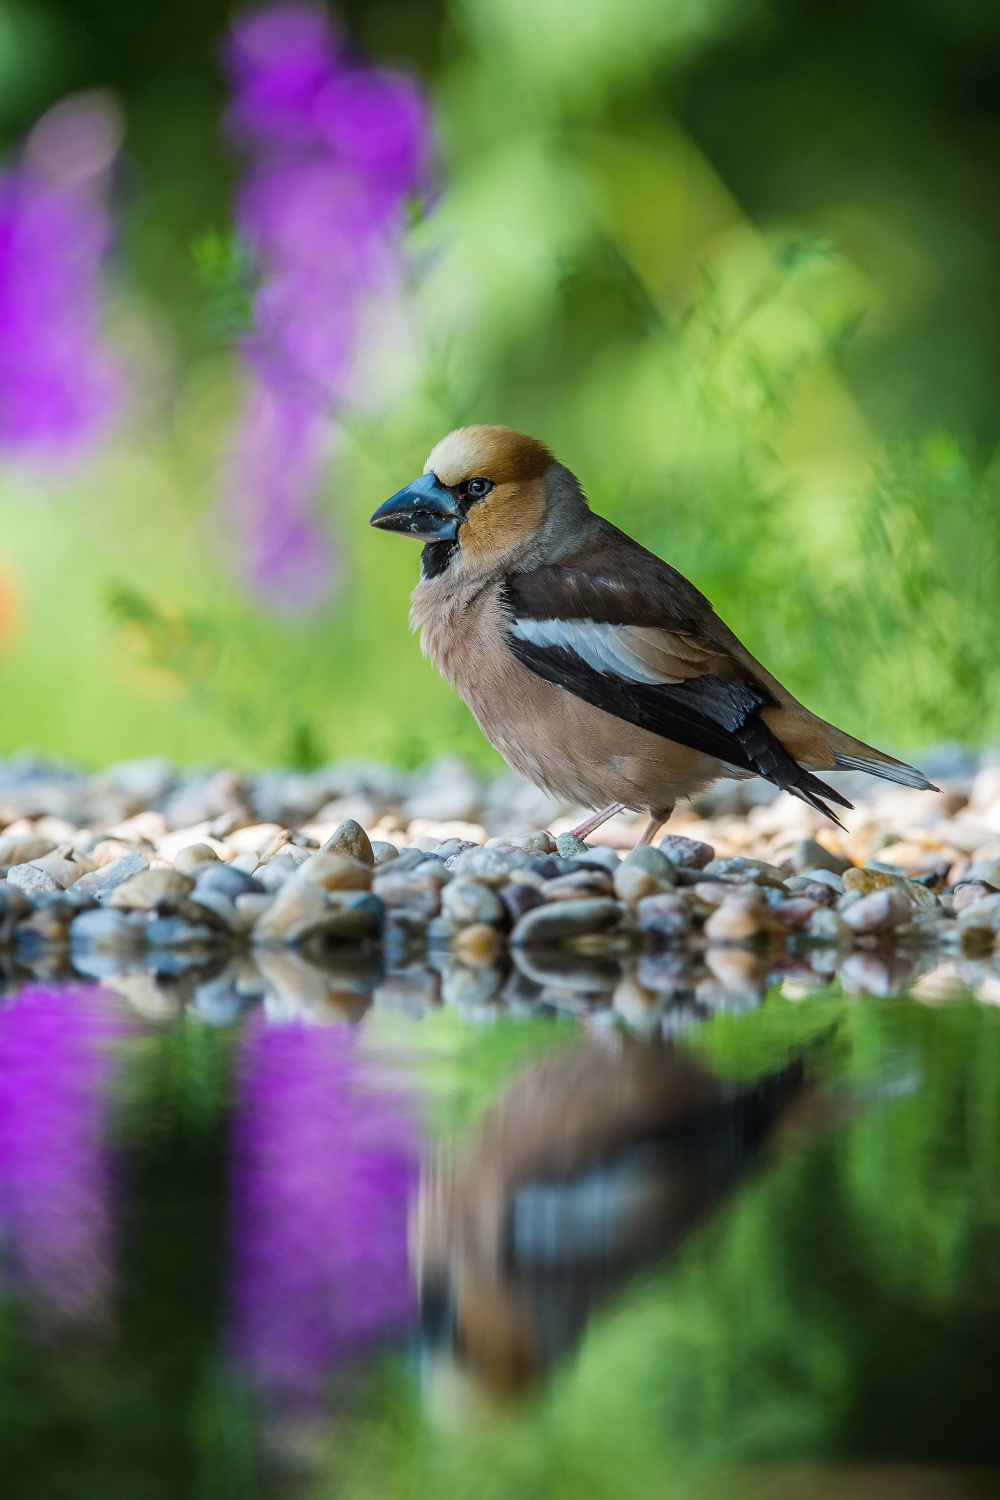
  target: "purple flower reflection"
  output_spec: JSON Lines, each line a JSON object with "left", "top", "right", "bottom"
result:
{"left": 229, "top": 1019, "right": 418, "bottom": 1405}
{"left": 221, "top": 4, "right": 431, "bottom": 612}
{"left": 0, "top": 985, "right": 123, "bottom": 1320}
{"left": 0, "top": 92, "right": 121, "bottom": 460}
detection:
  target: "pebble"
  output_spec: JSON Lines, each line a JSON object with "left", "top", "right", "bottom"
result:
{"left": 7, "top": 863, "right": 62, "bottom": 899}
{"left": 636, "top": 893, "right": 691, "bottom": 938}
{"left": 555, "top": 832, "right": 590, "bottom": 858}
{"left": 74, "top": 850, "right": 150, "bottom": 897}
{"left": 511, "top": 897, "right": 621, "bottom": 947}
{"left": 793, "top": 838, "right": 850, "bottom": 876}
{"left": 70, "top": 907, "right": 143, "bottom": 954}
{"left": 254, "top": 856, "right": 303, "bottom": 892}
{"left": 0, "top": 881, "right": 30, "bottom": 917}
{"left": 953, "top": 883, "right": 993, "bottom": 914}
{"left": 613, "top": 848, "right": 677, "bottom": 903}
{"left": 29, "top": 851, "right": 85, "bottom": 889}
{"left": 703, "top": 857, "right": 788, "bottom": 889}
{"left": 296, "top": 852, "right": 373, "bottom": 891}
{"left": 840, "top": 887, "right": 912, "bottom": 935}
{"left": 252, "top": 880, "right": 329, "bottom": 943}
{"left": 0, "top": 834, "right": 57, "bottom": 866}
{"left": 194, "top": 863, "right": 264, "bottom": 899}
{"left": 957, "top": 893, "right": 1000, "bottom": 934}
{"left": 842, "top": 867, "right": 937, "bottom": 911}
{"left": 440, "top": 878, "right": 506, "bottom": 926}
{"left": 320, "top": 818, "right": 374, "bottom": 866}
{"left": 228, "top": 851, "right": 261, "bottom": 875}
{"left": 110, "top": 869, "right": 194, "bottom": 909}
{"left": 452, "top": 922, "right": 505, "bottom": 964}
{"left": 371, "top": 870, "right": 443, "bottom": 917}
{"left": 542, "top": 870, "right": 614, "bottom": 901}
{"left": 371, "top": 841, "right": 400, "bottom": 867}
{"left": 806, "top": 907, "right": 853, "bottom": 943}
{"left": 704, "top": 894, "right": 770, "bottom": 944}
{"left": 623, "top": 845, "right": 677, "bottom": 880}
{"left": 451, "top": 847, "right": 529, "bottom": 886}
{"left": 657, "top": 833, "right": 714, "bottom": 870}
{"left": 769, "top": 897, "right": 822, "bottom": 930}
{"left": 499, "top": 881, "right": 544, "bottom": 922}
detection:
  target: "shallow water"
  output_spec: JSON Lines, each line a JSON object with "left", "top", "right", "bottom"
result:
{"left": 0, "top": 942, "right": 998, "bottom": 1498}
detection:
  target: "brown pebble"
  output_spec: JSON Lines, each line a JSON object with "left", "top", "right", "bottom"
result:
{"left": 320, "top": 818, "right": 374, "bottom": 867}
{"left": 297, "top": 852, "right": 373, "bottom": 891}
{"left": 614, "top": 863, "right": 672, "bottom": 904}
{"left": 703, "top": 894, "right": 768, "bottom": 944}
{"left": 452, "top": 922, "right": 504, "bottom": 965}
{"left": 110, "top": 868, "right": 195, "bottom": 909}
{"left": 174, "top": 844, "right": 221, "bottom": 877}
{"left": 842, "top": 867, "right": 936, "bottom": 911}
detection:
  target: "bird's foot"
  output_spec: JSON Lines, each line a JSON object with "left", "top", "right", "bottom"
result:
{"left": 567, "top": 803, "right": 624, "bottom": 842}
{"left": 636, "top": 807, "right": 674, "bottom": 846}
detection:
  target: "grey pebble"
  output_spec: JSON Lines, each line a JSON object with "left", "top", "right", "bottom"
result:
{"left": 555, "top": 832, "right": 590, "bottom": 858}
{"left": 70, "top": 907, "right": 143, "bottom": 953}
{"left": 7, "top": 863, "right": 62, "bottom": 900}
{"left": 511, "top": 897, "right": 622, "bottom": 946}
{"left": 372, "top": 871, "right": 443, "bottom": 917}
{"left": 636, "top": 893, "right": 691, "bottom": 938}
{"left": 74, "top": 851, "right": 150, "bottom": 899}
{"left": 195, "top": 864, "right": 264, "bottom": 899}
{"left": 145, "top": 916, "right": 220, "bottom": 948}
{"left": 793, "top": 838, "right": 851, "bottom": 876}
{"left": 371, "top": 841, "right": 400, "bottom": 867}
{"left": 703, "top": 857, "right": 788, "bottom": 888}
{"left": 255, "top": 856, "right": 302, "bottom": 892}
{"left": 440, "top": 878, "right": 505, "bottom": 926}
{"left": 657, "top": 834, "right": 714, "bottom": 870}
{"left": 785, "top": 869, "right": 844, "bottom": 895}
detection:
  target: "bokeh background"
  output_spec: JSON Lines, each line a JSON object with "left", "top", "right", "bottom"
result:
{"left": 0, "top": 0, "right": 998, "bottom": 774}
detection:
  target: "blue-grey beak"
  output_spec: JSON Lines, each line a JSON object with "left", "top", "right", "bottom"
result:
{"left": 369, "top": 472, "right": 460, "bottom": 541}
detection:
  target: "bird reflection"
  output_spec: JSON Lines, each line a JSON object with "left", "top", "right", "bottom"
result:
{"left": 416, "top": 1034, "right": 813, "bottom": 1400}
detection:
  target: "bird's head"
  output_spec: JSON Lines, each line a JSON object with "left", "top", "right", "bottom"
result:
{"left": 370, "top": 425, "right": 588, "bottom": 577}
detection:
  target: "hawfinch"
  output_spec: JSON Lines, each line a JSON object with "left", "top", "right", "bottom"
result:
{"left": 370, "top": 426, "right": 933, "bottom": 843}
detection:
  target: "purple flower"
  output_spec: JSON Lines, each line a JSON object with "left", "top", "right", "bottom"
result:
{"left": 228, "top": 1017, "right": 419, "bottom": 1407}
{"left": 220, "top": 4, "right": 431, "bottom": 612}
{"left": 0, "top": 984, "right": 124, "bottom": 1320}
{"left": 0, "top": 92, "right": 121, "bottom": 461}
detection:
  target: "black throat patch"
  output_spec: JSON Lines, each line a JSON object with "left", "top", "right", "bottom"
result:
{"left": 421, "top": 540, "right": 458, "bottom": 579}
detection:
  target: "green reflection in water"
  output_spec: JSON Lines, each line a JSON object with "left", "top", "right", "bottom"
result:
{"left": 314, "top": 996, "right": 1000, "bottom": 1500}
{"left": 0, "top": 991, "right": 996, "bottom": 1498}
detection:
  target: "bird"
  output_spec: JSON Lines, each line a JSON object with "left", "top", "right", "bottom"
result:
{"left": 370, "top": 425, "right": 935, "bottom": 845}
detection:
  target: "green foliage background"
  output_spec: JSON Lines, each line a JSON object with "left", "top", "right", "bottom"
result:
{"left": 0, "top": 0, "right": 999, "bottom": 768}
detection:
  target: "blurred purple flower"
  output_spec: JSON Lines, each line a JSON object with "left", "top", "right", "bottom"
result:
{"left": 0, "top": 92, "right": 122, "bottom": 461}
{"left": 228, "top": 1018, "right": 419, "bottom": 1407}
{"left": 0, "top": 984, "right": 124, "bottom": 1320}
{"left": 221, "top": 3, "right": 431, "bottom": 612}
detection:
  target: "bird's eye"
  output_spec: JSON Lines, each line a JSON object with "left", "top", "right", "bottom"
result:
{"left": 465, "top": 477, "right": 492, "bottom": 499}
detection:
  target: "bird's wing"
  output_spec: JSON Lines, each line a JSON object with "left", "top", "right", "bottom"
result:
{"left": 502, "top": 542, "right": 856, "bottom": 818}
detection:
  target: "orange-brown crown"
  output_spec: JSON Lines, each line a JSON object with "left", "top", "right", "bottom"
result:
{"left": 424, "top": 426, "right": 554, "bottom": 488}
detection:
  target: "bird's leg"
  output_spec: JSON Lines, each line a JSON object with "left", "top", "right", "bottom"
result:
{"left": 637, "top": 806, "right": 674, "bottom": 846}
{"left": 567, "top": 802, "right": 625, "bottom": 841}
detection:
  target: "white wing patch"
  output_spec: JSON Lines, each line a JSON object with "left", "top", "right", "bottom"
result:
{"left": 509, "top": 617, "right": 684, "bottom": 684}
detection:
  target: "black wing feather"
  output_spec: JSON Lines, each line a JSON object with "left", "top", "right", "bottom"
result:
{"left": 506, "top": 635, "right": 852, "bottom": 820}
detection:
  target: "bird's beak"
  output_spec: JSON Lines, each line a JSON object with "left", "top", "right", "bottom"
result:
{"left": 369, "top": 473, "right": 460, "bottom": 541}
